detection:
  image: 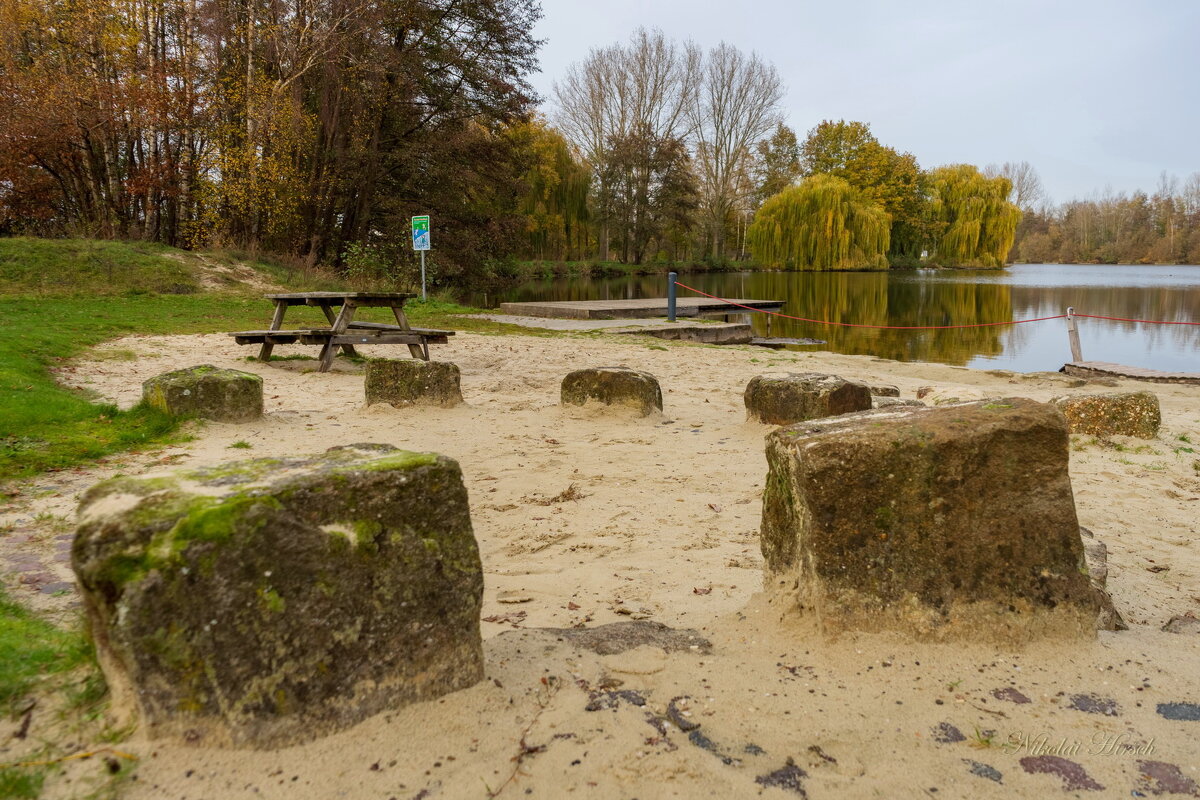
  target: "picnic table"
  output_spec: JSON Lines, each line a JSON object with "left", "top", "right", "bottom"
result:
{"left": 228, "top": 292, "right": 454, "bottom": 373}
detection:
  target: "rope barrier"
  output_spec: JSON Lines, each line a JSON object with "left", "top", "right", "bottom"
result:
{"left": 672, "top": 281, "right": 1200, "bottom": 330}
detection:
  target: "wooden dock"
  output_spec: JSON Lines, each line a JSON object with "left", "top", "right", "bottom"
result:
{"left": 1062, "top": 361, "right": 1200, "bottom": 386}
{"left": 498, "top": 297, "right": 783, "bottom": 320}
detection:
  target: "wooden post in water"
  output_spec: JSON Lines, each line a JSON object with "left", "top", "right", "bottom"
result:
{"left": 1066, "top": 307, "right": 1083, "bottom": 362}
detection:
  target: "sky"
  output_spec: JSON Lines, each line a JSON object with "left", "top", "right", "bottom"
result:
{"left": 526, "top": 0, "right": 1200, "bottom": 206}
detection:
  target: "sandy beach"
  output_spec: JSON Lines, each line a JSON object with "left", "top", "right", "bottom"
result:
{"left": 6, "top": 330, "right": 1200, "bottom": 798}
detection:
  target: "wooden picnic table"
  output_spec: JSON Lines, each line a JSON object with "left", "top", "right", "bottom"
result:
{"left": 228, "top": 292, "right": 454, "bottom": 373}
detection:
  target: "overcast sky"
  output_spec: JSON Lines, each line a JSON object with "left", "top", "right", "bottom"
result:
{"left": 527, "top": 0, "right": 1199, "bottom": 205}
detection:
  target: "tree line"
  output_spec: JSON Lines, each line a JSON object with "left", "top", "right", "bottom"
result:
{"left": 1009, "top": 173, "right": 1200, "bottom": 265}
{"left": 1, "top": 7, "right": 1194, "bottom": 281}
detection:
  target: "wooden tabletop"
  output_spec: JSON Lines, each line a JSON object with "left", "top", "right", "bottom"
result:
{"left": 265, "top": 291, "right": 415, "bottom": 303}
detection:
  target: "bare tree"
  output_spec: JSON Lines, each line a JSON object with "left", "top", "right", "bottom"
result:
{"left": 689, "top": 43, "right": 783, "bottom": 260}
{"left": 984, "top": 160, "right": 1046, "bottom": 211}
{"left": 553, "top": 28, "right": 697, "bottom": 261}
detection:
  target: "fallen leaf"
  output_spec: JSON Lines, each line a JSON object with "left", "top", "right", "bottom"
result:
{"left": 693, "top": 586, "right": 712, "bottom": 595}
{"left": 708, "top": 503, "right": 723, "bottom": 513}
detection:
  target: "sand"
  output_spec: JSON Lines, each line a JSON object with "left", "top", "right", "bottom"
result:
{"left": 5, "top": 330, "right": 1200, "bottom": 798}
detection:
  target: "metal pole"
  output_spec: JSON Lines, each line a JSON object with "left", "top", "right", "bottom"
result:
{"left": 420, "top": 250, "right": 427, "bottom": 301}
{"left": 1066, "top": 307, "right": 1083, "bottom": 363}
{"left": 667, "top": 271, "right": 677, "bottom": 322}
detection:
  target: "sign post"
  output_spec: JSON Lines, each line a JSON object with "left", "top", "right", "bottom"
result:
{"left": 411, "top": 215, "right": 431, "bottom": 300}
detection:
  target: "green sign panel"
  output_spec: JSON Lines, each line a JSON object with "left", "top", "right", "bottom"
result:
{"left": 411, "top": 215, "right": 431, "bottom": 251}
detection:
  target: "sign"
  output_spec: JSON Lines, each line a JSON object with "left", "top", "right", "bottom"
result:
{"left": 411, "top": 215, "right": 431, "bottom": 251}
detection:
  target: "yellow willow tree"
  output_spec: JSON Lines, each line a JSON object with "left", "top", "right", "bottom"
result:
{"left": 929, "top": 165, "right": 1022, "bottom": 267}
{"left": 747, "top": 175, "right": 890, "bottom": 270}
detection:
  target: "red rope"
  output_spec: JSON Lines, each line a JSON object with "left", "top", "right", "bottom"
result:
{"left": 672, "top": 282, "right": 1067, "bottom": 330}
{"left": 1074, "top": 313, "right": 1200, "bottom": 326}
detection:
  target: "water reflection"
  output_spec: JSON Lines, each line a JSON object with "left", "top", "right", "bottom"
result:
{"left": 462, "top": 265, "right": 1200, "bottom": 373}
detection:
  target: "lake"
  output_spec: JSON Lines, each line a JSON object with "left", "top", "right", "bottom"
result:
{"left": 462, "top": 264, "right": 1200, "bottom": 373}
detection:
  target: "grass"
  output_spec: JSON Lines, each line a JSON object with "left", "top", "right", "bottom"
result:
{"left": 0, "top": 238, "right": 200, "bottom": 296}
{"left": 0, "top": 587, "right": 90, "bottom": 711}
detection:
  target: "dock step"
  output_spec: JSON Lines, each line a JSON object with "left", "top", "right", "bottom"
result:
{"left": 1062, "top": 361, "right": 1200, "bottom": 386}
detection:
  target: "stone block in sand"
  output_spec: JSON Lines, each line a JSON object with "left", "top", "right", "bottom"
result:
{"left": 1051, "top": 391, "right": 1161, "bottom": 439}
{"left": 760, "top": 398, "right": 1108, "bottom": 639}
{"left": 72, "top": 443, "right": 483, "bottom": 748}
{"left": 744, "top": 372, "right": 872, "bottom": 425}
{"left": 561, "top": 367, "right": 662, "bottom": 416}
{"left": 364, "top": 359, "right": 463, "bottom": 407}
{"left": 142, "top": 364, "right": 262, "bottom": 422}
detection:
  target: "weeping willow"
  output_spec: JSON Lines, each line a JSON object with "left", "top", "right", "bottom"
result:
{"left": 929, "top": 165, "right": 1021, "bottom": 268}
{"left": 515, "top": 122, "right": 591, "bottom": 260}
{"left": 747, "top": 175, "right": 891, "bottom": 270}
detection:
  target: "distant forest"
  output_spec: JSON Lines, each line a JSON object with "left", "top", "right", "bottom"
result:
{"left": 0, "top": 0, "right": 1196, "bottom": 282}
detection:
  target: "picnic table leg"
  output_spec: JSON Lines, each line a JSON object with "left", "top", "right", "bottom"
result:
{"left": 391, "top": 308, "right": 428, "bottom": 360}
{"left": 319, "top": 304, "right": 360, "bottom": 359}
{"left": 318, "top": 303, "right": 357, "bottom": 372}
{"left": 258, "top": 300, "right": 288, "bottom": 361}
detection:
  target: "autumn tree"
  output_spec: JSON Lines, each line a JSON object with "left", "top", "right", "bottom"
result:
{"left": 747, "top": 175, "right": 890, "bottom": 270}
{"left": 799, "top": 120, "right": 929, "bottom": 266}
{"left": 510, "top": 119, "right": 591, "bottom": 261}
{"left": 927, "top": 165, "right": 1021, "bottom": 267}
{"left": 751, "top": 123, "right": 801, "bottom": 208}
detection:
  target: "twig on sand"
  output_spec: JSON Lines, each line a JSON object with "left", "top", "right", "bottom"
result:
{"left": 486, "top": 676, "right": 561, "bottom": 798}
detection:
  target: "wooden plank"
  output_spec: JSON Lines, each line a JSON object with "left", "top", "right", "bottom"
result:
{"left": 347, "top": 321, "right": 455, "bottom": 336}
{"left": 258, "top": 299, "right": 289, "bottom": 361}
{"left": 318, "top": 301, "right": 360, "bottom": 358}
{"left": 302, "top": 333, "right": 448, "bottom": 346}
{"left": 498, "top": 297, "right": 784, "bottom": 320}
{"left": 318, "top": 301, "right": 356, "bottom": 372}
{"left": 1062, "top": 361, "right": 1200, "bottom": 386}
{"left": 391, "top": 306, "right": 426, "bottom": 360}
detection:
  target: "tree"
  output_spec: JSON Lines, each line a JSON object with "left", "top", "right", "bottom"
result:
{"left": 510, "top": 119, "right": 591, "bottom": 261}
{"left": 983, "top": 161, "right": 1045, "bottom": 211}
{"left": 553, "top": 28, "right": 698, "bottom": 261}
{"left": 928, "top": 165, "right": 1021, "bottom": 267}
{"left": 799, "top": 120, "right": 929, "bottom": 266}
{"left": 0, "top": 0, "right": 544, "bottom": 278}
{"left": 689, "top": 43, "right": 783, "bottom": 261}
{"left": 599, "top": 125, "right": 697, "bottom": 264}
{"left": 751, "top": 123, "right": 801, "bottom": 208}
{"left": 746, "top": 175, "right": 890, "bottom": 270}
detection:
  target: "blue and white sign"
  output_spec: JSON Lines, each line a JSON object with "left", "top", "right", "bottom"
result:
{"left": 411, "top": 215, "right": 431, "bottom": 251}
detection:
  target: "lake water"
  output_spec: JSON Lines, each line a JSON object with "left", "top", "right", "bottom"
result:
{"left": 463, "top": 264, "right": 1200, "bottom": 373}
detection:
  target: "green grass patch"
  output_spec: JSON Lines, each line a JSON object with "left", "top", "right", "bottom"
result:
{"left": 0, "top": 766, "right": 45, "bottom": 800}
{"left": 0, "top": 238, "right": 201, "bottom": 296}
{"left": 0, "top": 587, "right": 90, "bottom": 711}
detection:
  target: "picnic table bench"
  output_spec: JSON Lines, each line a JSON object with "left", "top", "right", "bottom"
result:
{"left": 228, "top": 292, "right": 454, "bottom": 372}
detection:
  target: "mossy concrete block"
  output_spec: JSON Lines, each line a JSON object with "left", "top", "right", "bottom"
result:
{"left": 744, "top": 372, "right": 872, "bottom": 425}
{"left": 561, "top": 367, "right": 662, "bottom": 416}
{"left": 71, "top": 443, "right": 484, "bottom": 748}
{"left": 1051, "top": 391, "right": 1161, "bottom": 439}
{"left": 364, "top": 359, "right": 463, "bottom": 408}
{"left": 142, "top": 365, "right": 263, "bottom": 422}
{"left": 761, "top": 399, "right": 1103, "bottom": 640}
{"left": 870, "top": 384, "right": 900, "bottom": 397}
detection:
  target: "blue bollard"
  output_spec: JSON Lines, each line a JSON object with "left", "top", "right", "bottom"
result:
{"left": 668, "top": 272, "right": 677, "bottom": 322}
